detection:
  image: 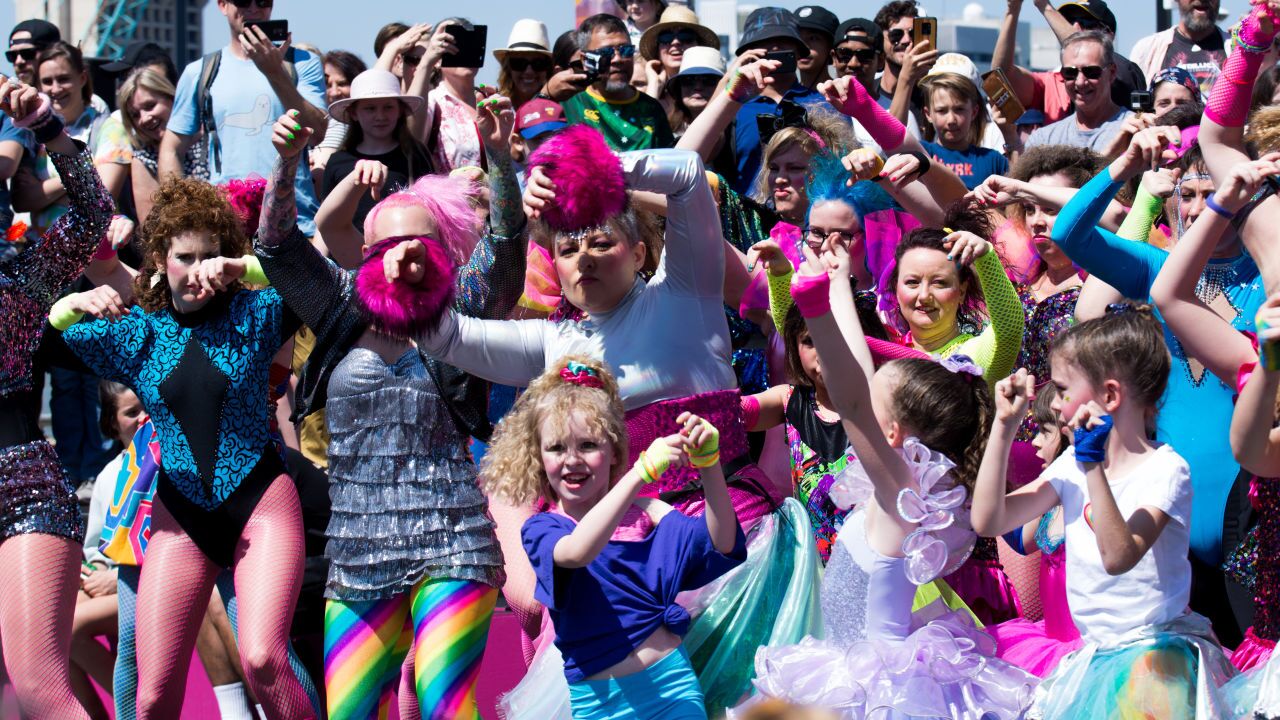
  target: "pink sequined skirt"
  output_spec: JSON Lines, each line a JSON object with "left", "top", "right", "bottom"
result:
{"left": 1232, "top": 627, "right": 1275, "bottom": 672}
{"left": 0, "top": 440, "right": 84, "bottom": 543}
{"left": 944, "top": 550, "right": 1023, "bottom": 626}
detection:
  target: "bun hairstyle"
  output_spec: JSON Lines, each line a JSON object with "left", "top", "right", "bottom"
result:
{"left": 480, "top": 355, "right": 628, "bottom": 506}
{"left": 883, "top": 356, "right": 993, "bottom": 492}
{"left": 881, "top": 199, "right": 995, "bottom": 333}
{"left": 1049, "top": 302, "right": 1170, "bottom": 416}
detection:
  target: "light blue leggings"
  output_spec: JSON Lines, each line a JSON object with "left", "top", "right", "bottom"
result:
{"left": 567, "top": 647, "right": 706, "bottom": 720}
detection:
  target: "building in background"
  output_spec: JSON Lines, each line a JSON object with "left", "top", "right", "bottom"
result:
{"left": 14, "top": 0, "right": 208, "bottom": 66}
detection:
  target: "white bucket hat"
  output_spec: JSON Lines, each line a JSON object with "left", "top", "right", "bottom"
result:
{"left": 664, "top": 46, "right": 725, "bottom": 95}
{"left": 328, "top": 69, "right": 427, "bottom": 124}
{"left": 493, "top": 19, "right": 553, "bottom": 62}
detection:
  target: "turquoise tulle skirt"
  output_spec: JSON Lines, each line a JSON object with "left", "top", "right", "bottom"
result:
{"left": 1028, "top": 613, "right": 1237, "bottom": 720}
{"left": 1222, "top": 647, "right": 1280, "bottom": 718}
{"left": 498, "top": 498, "right": 823, "bottom": 719}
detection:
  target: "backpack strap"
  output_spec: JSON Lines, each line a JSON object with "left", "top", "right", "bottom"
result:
{"left": 196, "top": 50, "right": 222, "bottom": 175}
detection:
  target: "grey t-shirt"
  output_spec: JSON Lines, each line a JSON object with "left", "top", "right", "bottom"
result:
{"left": 1026, "top": 107, "right": 1133, "bottom": 153}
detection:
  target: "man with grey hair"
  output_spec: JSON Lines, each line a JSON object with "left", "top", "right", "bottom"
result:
{"left": 1025, "top": 31, "right": 1132, "bottom": 152}
{"left": 1129, "top": 0, "right": 1227, "bottom": 93}
{"left": 562, "top": 13, "right": 674, "bottom": 150}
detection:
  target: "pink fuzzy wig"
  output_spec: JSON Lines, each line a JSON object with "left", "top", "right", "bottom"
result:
{"left": 526, "top": 125, "right": 626, "bottom": 233}
{"left": 356, "top": 236, "right": 456, "bottom": 338}
{"left": 218, "top": 176, "right": 268, "bottom": 238}
{"left": 362, "top": 173, "right": 481, "bottom": 266}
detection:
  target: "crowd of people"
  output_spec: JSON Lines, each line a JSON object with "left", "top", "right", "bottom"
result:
{"left": 6, "top": 0, "right": 1280, "bottom": 717}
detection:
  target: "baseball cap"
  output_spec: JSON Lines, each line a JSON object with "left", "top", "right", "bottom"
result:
{"left": 516, "top": 98, "right": 568, "bottom": 140}
{"left": 102, "top": 41, "right": 169, "bottom": 74}
{"left": 9, "top": 19, "right": 60, "bottom": 48}
{"left": 793, "top": 6, "right": 840, "bottom": 42}
{"left": 835, "top": 18, "right": 882, "bottom": 49}
{"left": 1058, "top": 0, "right": 1118, "bottom": 34}
{"left": 1015, "top": 108, "right": 1047, "bottom": 126}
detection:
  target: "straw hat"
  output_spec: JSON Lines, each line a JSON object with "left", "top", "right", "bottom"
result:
{"left": 328, "top": 69, "right": 427, "bottom": 124}
{"left": 493, "top": 19, "right": 553, "bottom": 62}
{"left": 639, "top": 6, "right": 720, "bottom": 61}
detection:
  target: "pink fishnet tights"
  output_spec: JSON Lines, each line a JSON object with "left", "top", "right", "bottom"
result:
{"left": 487, "top": 496, "right": 541, "bottom": 664}
{"left": 0, "top": 533, "right": 90, "bottom": 719}
{"left": 135, "top": 475, "right": 313, "bottom": 719}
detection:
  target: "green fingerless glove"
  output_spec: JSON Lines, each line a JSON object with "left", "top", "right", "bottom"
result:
{"left": 241, "top": 255, "right": 269, "bottom": 286}
{"left": 49, "top": 295, "right": 85, "bottom": 331}
{"left": 689, "top": 420, "right": 721, "bottom": 469}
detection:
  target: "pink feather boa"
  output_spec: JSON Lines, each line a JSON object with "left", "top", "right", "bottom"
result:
{"left": 527, "top": 124, "right": 626, "bottom": 232}
{"left": 355, "top": 236, "right": 456, "bottom": 338}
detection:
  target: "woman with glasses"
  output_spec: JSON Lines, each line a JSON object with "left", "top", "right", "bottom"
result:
{"left": 637, "top": 7, "right": 720, "bottom": 129}
{"left": 495, "top": 20, "right": 554, "bottom": 110}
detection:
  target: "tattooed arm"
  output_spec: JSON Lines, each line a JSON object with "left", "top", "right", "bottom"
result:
{"left": 259, "top": 111, "right": 309, "bottom": 248}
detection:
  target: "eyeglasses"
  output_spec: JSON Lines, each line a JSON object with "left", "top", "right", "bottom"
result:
{"left": 834, "top": 47, "right": 877, "bottom": 64}
{"left": 886, "top": 28, "right": 909, "bottom": 46}
{"left": 4, "top": 47, "right": 39, "bottom": 63}
{"left": 508, "top": 56, "right": 553, "bottom": 73}
{"left": 228, "top": 0, "right": 273, "bottom": 8}
{"left": 804, "top": 226, "right": 858, "bottom": 248}
{"left": 1060, "top": 65, "right": 1106, "bottom": 81}
{"left": 593, "top": 44, "right": 636, "bottom": 59}
{"left": 658, "top": 29, "right": 699, "bottom": 46}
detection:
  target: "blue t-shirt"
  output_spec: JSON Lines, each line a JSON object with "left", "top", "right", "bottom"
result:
{"left": 168, "top": 47, "right": 326, "bottom": 235}
{"left": 732, "top": 85, "right": 836, "bottom": 196}
{"left": 0, "top": 115, "right": 32, "bottom": 237}
{"left": 920, "top": 140, "right": 1009, "bottom": 191}
{"left": 523, "top": 508, "right": 746, "bottom": 683}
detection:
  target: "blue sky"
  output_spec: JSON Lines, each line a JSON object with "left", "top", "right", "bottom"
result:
{"left": 1, "top": 0, "right": 1216, "bottom": 84}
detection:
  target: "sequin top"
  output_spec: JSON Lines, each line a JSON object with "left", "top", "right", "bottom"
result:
{"left": 783, "top": 386, "right": 853, "bottom": 563}
{"left": 1053, "top": 169, "right": 1266, "bottom": 564}
{"left": 0, "top": 147, "right": 113, "bottom": 403}
{"left": 1014, "top": 284, "right": 1079, "bottom": 441}
{"left": 62, "top": 288, "right": 295, "bottom": 511}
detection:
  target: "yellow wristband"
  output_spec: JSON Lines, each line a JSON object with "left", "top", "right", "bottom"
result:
{"left": 50, "top": 295, "right": 86, "bottom": 331}
{"left": 241, "top": 255, "right": 269, "bottom": 286}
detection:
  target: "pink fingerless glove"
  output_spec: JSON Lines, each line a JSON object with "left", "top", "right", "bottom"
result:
{"left": 836, "top": 79, "right": 906, "bottom": 152}
{"left": 1207, "top": 5, "right": 1278, "bottom": 126}
{"left": 791, "top": 272, "right": 831, "bottom": 318}
{"left": 11, "top": 94, "right": 51, "bottom": 129}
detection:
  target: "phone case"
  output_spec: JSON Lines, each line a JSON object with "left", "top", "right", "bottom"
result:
{"left": 912, "top": 17, "right": 937, "bottom": 48}
{"left": 982, "top": 70, "right": 1026, "bottom": 123}
{"left": 441, "top": 26, "right": 488, "bottom": 69}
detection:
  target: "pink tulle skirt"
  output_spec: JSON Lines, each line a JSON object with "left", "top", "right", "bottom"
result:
{"left": 1232, "top": 627, "right": 1276, "bottom": 672}
{"left": 987, "top": 618, "right": 1084, "bottom": 678}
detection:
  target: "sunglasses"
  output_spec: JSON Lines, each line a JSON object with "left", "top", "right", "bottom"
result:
{"left": 834, "top": 47, "right": 877, "bottom": 64}
{"left": 658, "top": 29, "right": 699, "bottom": 46}
{"left": 228, "top": 0, "right": 273, "bottom": 7}
{"left": 886, "top": 28, "right": 909, "bottom": 46}
{"left": 594, "top": 44, "right": 636, "bottom": 60}
{"left": 402, "top": 50, "right": 424, "bottom": 64}
{"left": 4, "top": 47, "right": 38, "bottom": 63}
{"left": 507, "top": 56, "right": 552, "bottom": 73}
{"left": 1060, "top": 64, "right": 1105, "bottom": 81}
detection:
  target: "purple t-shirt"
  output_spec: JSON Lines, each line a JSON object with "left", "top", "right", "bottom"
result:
{"left": 522, "top": 508, "right": 747, "bottom": 683}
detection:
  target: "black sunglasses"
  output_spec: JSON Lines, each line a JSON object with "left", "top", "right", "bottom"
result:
{"left": 886, "top": 28, "right": 908, "bottom": 45}
{"left": 402, "top": 50, "right": 424, "bottom": 64}
{"left": 4, "top": 48, "right": 38, "bottom": 63}
{"left": 594, "top": 44, "right": 637, "bottom": 59}
{"left": 834, "top": 47, "right": 877, "bottom": 64}
{"left": 1060, "top": 64, "right": 1105, "bottom": 81}
{"left": 228, "top": 0, "right": 273, "bottom": 8}
{"left": 508, "top": 56, "right": 553, "bottom": 73}
{"left": 658, "top": 29, "right": 699, "bottom": 46}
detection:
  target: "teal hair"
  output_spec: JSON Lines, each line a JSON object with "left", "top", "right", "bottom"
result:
{"left": 803, "top": 150, "right": 898, "bottom": 225}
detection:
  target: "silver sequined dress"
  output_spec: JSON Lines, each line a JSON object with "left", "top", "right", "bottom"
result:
{"left": 324, "top": 347, "right": 503, "bottom": 601}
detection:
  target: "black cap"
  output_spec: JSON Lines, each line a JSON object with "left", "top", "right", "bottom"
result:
{"left": 793, "top": 6, "right": 840, "bottom": 42}
{"left": 102, "top": 42, "right": 170, "bottom": 73}
{"left": 737, "top": 7, "right": 807, "bottom": 55}
{"left": 1058, "top": 0, "right": 1118, "bottom": 34}
{"left": 835, "top": 18, "right": 882, "bottom": 49}
{"left": 9, "top": 19, "right": 60, "bottom": 48}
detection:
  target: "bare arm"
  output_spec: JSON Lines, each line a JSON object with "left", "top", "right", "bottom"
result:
{"left": 240, "top": 30, "right": 327, "bottom": 139}
{"left": 130, "top": 157, "right": 159, "bottom": 225}
{"left": 405, "top": 24, "right": 452, "bottom": 143}
{"left": 96, "top": 161, "right": 129, "bottom": 203}
{"left": 991, "top": 0, "right": 1039, "bottom": 108}
{"left": 0, "top": 139, "right": 21, "bottom": 184}
{"left": 974, "top": 370, "right": 1061, "bottom": 535}
{"left": 10, "top": 162, "right": 65, "bottom": 211}
{"left": 1073, "top": 275, "right": 1125, "bottom": 321}
{"left": 1033, "top": 0, "right": 1077, "bottom": 43}
{"left": 676, "top": 53, "right": 774, "bottom": 165}
{"left": 258, "top": 112, "right": 312, "bottom": 248}
{"left": 158, "top": 130, "right": 194, "bottom": 180}
{"left": 745, "top": 384, "right": 790, "bottom": 432}
{"left": 1231, "top": 343, "right": 1280, "bottom": 476}
{"left": 315, "top": 160, "right": 384, "bottom": 269}
{"left": 1086, "top": 460, "right": 1172, "bottom": 574}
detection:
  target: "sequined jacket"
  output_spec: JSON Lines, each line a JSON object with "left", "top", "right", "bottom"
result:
{"left": 0, "top": 146, "right": 113, "bottom": 400}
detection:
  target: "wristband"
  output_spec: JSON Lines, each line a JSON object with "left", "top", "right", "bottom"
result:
{"left": 638, "top": 450, "right": 666, "bottom": 485}
{"left": 724, "top": 69, "right": 753, "bottom": 103}
{"left": 1257, "top": 310, "right": 1280, "bottom": 371}
{"left": 241, "top": 255, "right": 269, "bottom": 286}
{"left": 92, "top": 236, "right": 117, "bottom": 262}
{"left": 11, "top": 94, "right": 51, "bottom": 129}
{"left": 906, "top": 150, "right": 932, "bottom": 178}
{"left": 1205, "top": 194, "right": 1236, "bottom": 220}
{"left": 49, "top": 295, "right": 86, "bottom": 331}
{"left": 790, "top": 272, "right": 831, "bottom": 318}
{"left": 688, "top": 421, "right": 720, "bottom": 468}
{"left": 740, "top": 395, "right": 762, "bottom": 430}
{"left": 1072, "top": 414, "right": 1114, "bottom": 464}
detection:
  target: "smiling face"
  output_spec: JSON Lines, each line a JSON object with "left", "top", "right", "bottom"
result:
{"left": 324, "top": 63, "right": 353, "bottom": 104}
{"left": 658, "top": 28, "right": 695, "bottom": 76}
{"left": 1024, "top": 171, "right": 1074, "bottom": 270}
{"left": 505, "top": 52, "right": 551, "bottom": 101}
{"left": 354, "top": 97, "right": 403, "bottom": 143}
{"left": 767, "top": 143, "right": 812, "bottom": 221}
{"left": 161, "top": 230, "right": 222, "bottom": 314}
{"left": 626, "top": 0, "right": 661, "bottom": 27}
{"left": 127, "top": 86, "right": 173, "bottom": 146}
{"left": 835, "top": 36, "right": 879, "bottom": 91}
{"left": 895, "top": 246, "right": 968, "bottom": 338}
{"left": 1060, "top": 40, "right": 1114, "bottom": 117}
{"left": 1178, "top": 0, "right": 1220, "bottom": 34}
{"left": 37, "top": 56, "right": 86, "bottom": 119}
{"left": 539, "top": 409, "right": 619, "bottom": 512}
{"left": 923, "top": 86, "right": 978, "bottom": 150}
{"left": 552, "top": 228, "right": 647, "bottom": 314}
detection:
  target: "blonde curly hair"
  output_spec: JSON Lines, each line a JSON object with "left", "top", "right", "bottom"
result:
{"left": 480, "top": 355, "right": 628, "bottom": 506}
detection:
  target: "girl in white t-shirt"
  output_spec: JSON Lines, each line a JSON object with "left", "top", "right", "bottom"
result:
{"left": 972, "top": 303, "right": 1237, "bottom": 719}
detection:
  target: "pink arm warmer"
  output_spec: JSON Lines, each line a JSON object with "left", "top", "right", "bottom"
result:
{"left": 867, "top": 337, "right": 931, "bottom": 364}
{"left": 836, "top": 79, "right": 907, "bottom": 153}
{"left": 740, "top": 394, "right": 762, "bottom": 430}
{"left": 1207, "top": 6, "right": 1278, "bottom": 127}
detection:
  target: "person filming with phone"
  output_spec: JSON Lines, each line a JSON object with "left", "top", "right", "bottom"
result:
{"left": 562, "top": 14, "right": 674, "bottom": 152}
{"left": 160, "top": 0, "right": 328, "bottom": 236}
